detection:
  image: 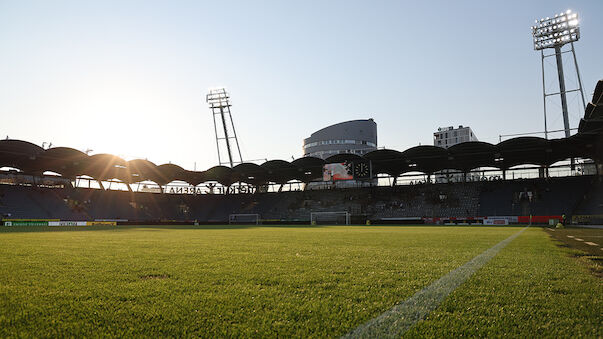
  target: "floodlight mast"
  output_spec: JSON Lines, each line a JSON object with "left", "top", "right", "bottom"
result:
{"left": 206, "top": 88, "right": 243, "bottom": 167}
{"left": 531, "top": 10, "right": 586, "bottom": 139}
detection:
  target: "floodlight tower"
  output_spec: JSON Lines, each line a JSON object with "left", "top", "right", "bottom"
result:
{"left": 206, "top": 88, "right": 243, "bottom": 167}
{"left": 531, "top": 9, "right": 586, "bottom": 139}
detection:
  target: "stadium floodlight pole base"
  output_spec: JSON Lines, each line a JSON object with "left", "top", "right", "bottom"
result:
{"left": 310, "top": 211, "right": 351, "bottom": 225}
{"left": 228, "top": 214, "right": 260, "bottom": 225}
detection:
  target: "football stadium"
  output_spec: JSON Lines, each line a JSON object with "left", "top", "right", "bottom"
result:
{"left": 1, "top": 84, "right": 602, "bottom": 226}
{"left": 1, "top": 2, "right": 602, "bottom": 338}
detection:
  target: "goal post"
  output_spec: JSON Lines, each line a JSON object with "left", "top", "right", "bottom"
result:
{"left": 310, "top": 211, "right": 351, "bottom": 225}
{"left": 228, "top": 214, "right": 260, "bottom": 225}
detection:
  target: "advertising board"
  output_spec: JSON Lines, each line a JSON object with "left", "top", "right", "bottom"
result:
{"left": 48, "top": 221, "right": 87, "bottom": 226}
{"left": 483, "top": 218, "right": 509, "bottom": 225}
{"left": 87, "top": 221, "right": 117, "bottom": 226}
{"left": 4, "top": 221, "right": 49, "bottom": 226}
{"left": 323, "top": 163, "right": 353, "bottom": 181}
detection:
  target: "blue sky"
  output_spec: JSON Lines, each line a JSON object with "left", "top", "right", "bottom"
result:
{"left": 1, "top": 0, "right": 601, "bottom": 170}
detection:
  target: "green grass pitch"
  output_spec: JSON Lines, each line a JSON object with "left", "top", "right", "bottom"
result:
{"left": 0, "top": 225, "right": 601, "bottom": 337}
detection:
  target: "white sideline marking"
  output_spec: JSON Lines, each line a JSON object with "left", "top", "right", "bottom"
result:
{"left": 584, "top": 242, "right": 598, "bottom": 246}
{"left": 567, "top": 235, "right": 575, "bottom": 238}
{"left": 575, "top": 238, "right": 584, "bottom": 242}
{"left": 343, "top": 227, "right": 528, "bottom": 339}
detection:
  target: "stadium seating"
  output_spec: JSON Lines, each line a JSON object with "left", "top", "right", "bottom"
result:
{"left": 479, "top": 176, "right": 593, "bottom": 216}
{"left": 2, "top": 174, "right": 600, "bottom": 223}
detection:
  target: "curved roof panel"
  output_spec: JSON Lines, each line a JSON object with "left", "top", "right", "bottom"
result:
{"left": 401, "top": 146, "right": 448, "bottom": 174}
{"left": 233, "top": 163, "right": 268, "bottom": 185}
{"left": 85, "top": 154, "right": 128, "bottom": 181}
{"left": 127, "top": 159, "right": 158, "bottom": 183}
{"left": 364, "top": 149, "right": 406, "bottom": 175}
{"left": 156, "top": 164, "right": 187, "bottom": 184}
{"left": 261, "top": 160, "right": 298, "bottom": 183}
{"left": 563, "top": 134, "right": 598, "bottom": 160}
{"left": 448, "top": 142, "right": 497, "bottom": 171}
{"left": 325, "top": 153, "right": 365, "bottom": 164}
{"left": 182, "top": 170, "right": 205, "bottom": 186}
{"left": 497, "top": 137, "right": 550, "bottom": 168}
{"left": 41, "top": 147, "right": 88, "bottom": 178}
{"left": 291, "top": 156, "right": 325, "bottom": 167}
{"left": 291, "top": 157, "right": 325, "bottom": 182}
{"left": 0, "top": 140, "right": 45, "bottom": 173}
{"left": 204, "top": 165, "right": 235, "bottom": 186}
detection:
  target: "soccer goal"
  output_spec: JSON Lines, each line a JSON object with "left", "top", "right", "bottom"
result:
{"left": 310, "top": 211, "right": 351, "bottom": 225}
{"left": 229, "top": 214, "right": 260, "bottom": 225}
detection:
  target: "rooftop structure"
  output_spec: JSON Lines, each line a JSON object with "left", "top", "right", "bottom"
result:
{"left": 433, "top": 125, "right": 478, "bottom": 149}
{"left": 303, "top": 119, "right": 377, "bottom": 159}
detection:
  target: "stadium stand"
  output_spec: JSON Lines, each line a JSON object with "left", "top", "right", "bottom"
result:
{"left": 1, "top": 80, "right": 602, "bottom": 224}
{"left": 0, "top": 177, "right": 600, "bottom": 224}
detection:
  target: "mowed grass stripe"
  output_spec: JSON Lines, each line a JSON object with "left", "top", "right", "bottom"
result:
{"left": 404, "top": 227, "right": 603, "bottom": 337}
{"left": 344, "top": 227, "right": 527, "bottom": 338}
{"left": 0, "top": 226, "right": 517, "bottom": 337}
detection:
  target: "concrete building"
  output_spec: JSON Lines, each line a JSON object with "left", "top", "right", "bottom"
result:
{"left": 433, "top": 125, "right": 478, "bottom": 148}
{"left": 433, "top": 125, "right": 478, "bottom": 183}
{"left": 303, "top": 119, "right": 377, "bottom": 159}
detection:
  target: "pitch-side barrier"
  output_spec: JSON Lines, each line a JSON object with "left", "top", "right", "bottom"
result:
{"left": 0, "top": 215, "right": 570, "bottom": 226}
{"left": 2, "top": 219, "right": 117, "bottom": 226}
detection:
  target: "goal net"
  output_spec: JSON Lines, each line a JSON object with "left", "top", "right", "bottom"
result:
{"left": 310, "top": 211, "right": 351, "bottom": 225}
{"left": 229, "top": 214, "right": 260, "bottom": 225}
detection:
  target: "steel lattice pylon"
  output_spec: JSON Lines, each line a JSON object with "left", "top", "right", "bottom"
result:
{"left": 206, "top": 88, "right": 243, "bottom": 167}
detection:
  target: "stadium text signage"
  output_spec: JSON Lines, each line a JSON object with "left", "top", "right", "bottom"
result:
{"left": 164, "top": 185, "right": 256, "bottom": 195}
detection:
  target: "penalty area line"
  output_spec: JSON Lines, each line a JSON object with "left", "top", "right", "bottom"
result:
{"left": 343, "top": 226, "right": 529, "bottom": 339}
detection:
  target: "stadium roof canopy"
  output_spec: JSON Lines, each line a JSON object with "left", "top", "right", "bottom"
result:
{"left": 40, "top": 147, "right": 88, "bottom": 178}
{"left": 291, "top": 156, "right": 325, "bottom": 182}
{"left": 156, "top": 164, "right": 187, "bottom": 185}
{"left": 1, "top": 133, "right": 596, "bottom": 186}
{"left": 579, "top": 80, "right": 603, "bottom": 135}
{"left": 401, "top": 145, "right": 449, "bottom": 174}
{"left": 1, "top": 79, "right": 601, "bottom": 187}
{"left": 233, "top": 163, "right": 267, "bottom": 185}
{"left": 448, "top": 142, "right": 497, "bottom": 171}
{"left": 0, "top": 140, "right": 45, "bottom": 174}
{"left": 261, "top": 160, "right": 299, "bottom": 184}
{"left": 203, "top": 166, "right": 235, "bottom": 186}
{"left": 364, "top": 149, "right": 406, "bottom": 176}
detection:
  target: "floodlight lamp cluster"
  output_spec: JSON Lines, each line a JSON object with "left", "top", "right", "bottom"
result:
{"left": 206, "top": 88, "right": 230, "bottom": 104}
{"left": 531, "top": 10, "right": 580, "bottom": 50}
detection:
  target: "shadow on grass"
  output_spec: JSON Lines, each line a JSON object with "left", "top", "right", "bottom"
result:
{"left": 0, "top": 224, "right": 338, "bottom": 233}
{"left": 0, "top": 224, "right": 530, "bottom": 233}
